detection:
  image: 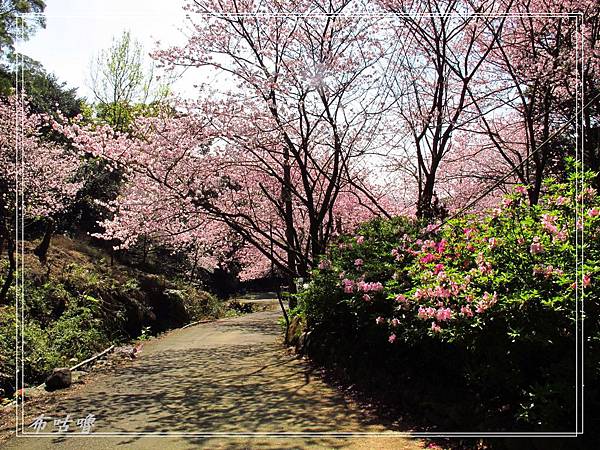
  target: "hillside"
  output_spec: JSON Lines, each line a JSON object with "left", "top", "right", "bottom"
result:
{"left": 0, "top": 235, "right": 225, "bottom": 400}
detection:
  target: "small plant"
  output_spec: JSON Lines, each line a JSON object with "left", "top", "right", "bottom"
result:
{"left": 137, "top": 326, "right": 153, "bottom": 341}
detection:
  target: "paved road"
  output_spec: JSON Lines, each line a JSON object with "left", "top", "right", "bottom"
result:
{"left": 4, "top": 307, "right": 423, "bottom": 449}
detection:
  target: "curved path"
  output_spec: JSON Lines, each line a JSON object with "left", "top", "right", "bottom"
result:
{"left": 4, "top": 306, "right": 423, "bottom": 449}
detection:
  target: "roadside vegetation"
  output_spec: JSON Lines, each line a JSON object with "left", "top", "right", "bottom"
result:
{"left": 0, "top": 236, "right": 224, "bottom": 401}
{"left": 292, "top": 164, "right": 599, "bottom": 434}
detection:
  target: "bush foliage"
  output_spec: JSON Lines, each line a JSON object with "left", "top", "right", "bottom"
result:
{"left": 295, "top": 162, "right": 599, "bottom": 432}
{"left": 0, "top": 240, "right": 224, "bottom": 398}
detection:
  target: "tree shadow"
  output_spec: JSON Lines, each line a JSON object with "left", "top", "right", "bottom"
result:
{"left": 34, "top": 338, "right": 411, "bottom": 448}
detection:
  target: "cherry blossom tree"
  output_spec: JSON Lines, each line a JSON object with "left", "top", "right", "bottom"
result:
{"left": 62, "top": 105, "right": 397, "bottom": 284}
{"left": 0, "top": 96, "right": 81, "bottom": 302}
{"left": 146, "top": 0, "right": 398, "bottom": 286}
{"left": 378, "top": 0, "right": 510, "bottom": 219}
{"left": 464, "top": 0, "right": 599, "bottom": 205}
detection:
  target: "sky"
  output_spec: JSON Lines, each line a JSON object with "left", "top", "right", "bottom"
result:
{"left": 17, "top": 0, "right": 194, "bottom": 100}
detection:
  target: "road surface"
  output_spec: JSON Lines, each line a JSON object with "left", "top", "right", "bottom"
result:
{"left": 3, "top": 304, "right": 423, "bottom": 449}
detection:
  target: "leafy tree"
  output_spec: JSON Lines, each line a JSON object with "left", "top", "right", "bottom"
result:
{"left": 0, "top": 0, "right": 45, "bottom": 59}
{"left": 88, "top": 30, "right": 169, "bottom": 132}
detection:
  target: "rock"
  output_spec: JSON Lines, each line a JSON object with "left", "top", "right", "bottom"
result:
{"left": 71, "top": 370, "right": 87, "bottom": 384}
{"left": 286, "top": 315, "right": 304, "bottom": 346}
{"left": 297, "top": 331, "right": 312, "bottom": 354}
{"left": 21, "top": 387, "right": 46, "bottom": 400}
{"left": 44, "top": 368, "right": 72, "bottom": 391}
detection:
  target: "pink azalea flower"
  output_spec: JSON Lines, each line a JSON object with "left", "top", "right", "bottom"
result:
{"left": 388, "top": 333, "right": 397, "bottom": 343}
{"left": 583, "top": 274, "right": 591, "bottom": 288}
{"left": 395, "top": 294, "right": 407, "bottom": 303}
{"left": 515, "top": 185, "right": 527, "bottom": 195}
{"left": 503, "top": 198, "right": 514, "bottom": 208}
{"left": 555, "top": 196, "right": 568, "bottom": 206}
{"left": 362, "top": 293, "right": 372, "bottom": 301}
{"left": 391, "top": 318, "right": 400, "bottom": 327}
{"left": 318, "top": 259, "right": 331, "bottom": 270}
{"left": 553, "top": 229, "right": 568, "bottom": 243}
{"left": 356, "top": 235, "right": 365, "bottom": 244}
{"left": 460, "top": 305, "right": 474, "bottom": 317}
{"left": 342, "top": 278, "right": 354, "bottom": 293}
{"left": 464, "top": 227, "right": 476, "bottom": 237}
{"left": 475, "top": 301, "right": 488, "bottom": 313}
{"left": 433, "top": 263, "right": 445, "bottom": 275}
{"left": 375, "top": 316, "right": 384, "bottom": 325}
{"left": 435, "top": 307, "right": 453, "bottom": 322}
{"left": 420, "top": 253, "right": 435, "bottom": 264}
{"left": 354, "top": 258, "right": 364, "bottom": 268}
{"left": 541, "top": 214, "right": 558, "bottom": 234}
{"left": 483, "top": 291, "right": 498, "bottom": 306}
{"left": 417, "top": 306, "right": 436, "bottom": 319}
{"left": 436, "top": 239, "right": 447, "bottom": 253}
{"left": 530, "top": 237, "right": 544, "bottom": 255}
{"left": 430, "top": 322, "right": 441, "bottom": 333}
{"left": 588, "top": 208, "right": 599, "bottom": 218}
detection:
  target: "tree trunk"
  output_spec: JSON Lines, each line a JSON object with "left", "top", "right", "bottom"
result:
{"left": 417, "top": 176, "right": 436, "bottom": 221}
{"left": 33, "top": 218, "right": 55, "bottom": 263}
{"left": 282, "top": 145, "right": 298, "bottom": 309}
{"left": 0, "top": 235, "right": 15, "bottom": 304}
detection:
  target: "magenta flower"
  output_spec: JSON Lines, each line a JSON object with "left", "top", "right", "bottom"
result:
{"left": 588, "top": 208, "right": 599, "bottom": 218}
{"left": 583, "top": 274, "right": 591, "bottom": 288}
{"left": 464, "top": 227, "right": 476, "bottom": 237}
{"left": 433, "top": 263, "right": 444, "bottom": 275}
{"left": 420, "top": 253, "right": 435, "bottom": 264}
{"left": 436, "top": 239, "right": 447, "bottom": 253}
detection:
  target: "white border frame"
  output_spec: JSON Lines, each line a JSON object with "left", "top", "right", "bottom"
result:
{"left": 13, "top": 9, "right": 585, "bottom": 440}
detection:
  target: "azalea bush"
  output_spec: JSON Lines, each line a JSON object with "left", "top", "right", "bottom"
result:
{"left": 295, "top": 161, "right": 599, "bottom": 432}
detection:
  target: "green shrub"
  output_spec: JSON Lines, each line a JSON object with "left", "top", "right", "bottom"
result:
{"left": 296, "top": 161, "right": 599, "bottom": 432}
